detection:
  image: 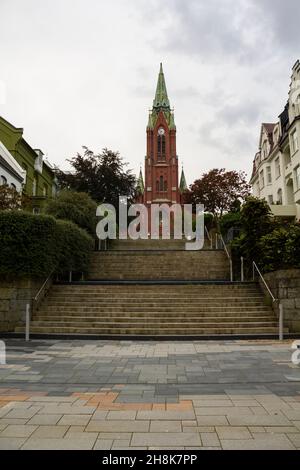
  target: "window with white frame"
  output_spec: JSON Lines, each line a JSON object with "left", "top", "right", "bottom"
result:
{"left": 277, "top": 188, "right": 283, "bottom": 205}
{"left": 266, "top": 166, "right": 272, "bottom": 184}
{"left": 275, "top": 157, "right": 281, "bottom": 178}
{"left": 295, "top": 166, "right": 300, "bottom": 189}
{"left": 0, "top": 175, "right": 7, "bottom": 185}
{"left": 259, "top": 170, "right": 264, "bottom": 189}
{"left": 291, "top": 129, "right": 298, "bottom": 154}
{"left": 262, "top": 141, "right": 268, "bottom": 159}
{"left": 268, "top": 195, "right": 274, "bottom": 205}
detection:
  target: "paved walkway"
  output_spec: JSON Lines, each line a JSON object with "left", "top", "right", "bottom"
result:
{"left": 0, "top": 339, "right": 300, "bottom": 449}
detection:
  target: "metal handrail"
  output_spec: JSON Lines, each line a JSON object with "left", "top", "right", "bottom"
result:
{"left": 32, "top": 269, "right": 55, "bottom": 306}
{"left": 252, "top": 261, "right": 284, "bottom": 341}
{"left": 205, "top": 226, "right": 213, "bottom": 249}
{"left": 217, "top": 233, "right": 233, "bottom": 282}
{"left": 252, "top": 261, "right": 276, "bottom": 303}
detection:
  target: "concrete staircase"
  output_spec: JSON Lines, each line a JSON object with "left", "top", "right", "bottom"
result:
{"left": 14, "top": 238, "right": 282, "bottom": 337}
{"left": 15, "top": 283, "right": 280, "bottom": 337}
{"left": 89, "top": 250, "right": 229, "bottom": 281}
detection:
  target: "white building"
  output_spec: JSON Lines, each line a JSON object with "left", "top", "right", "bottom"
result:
{"left": 0, "top": 139, "right": 25, "bottom": 191}
{"left": 250, "top": 60, "right": 300, "bottom": 221}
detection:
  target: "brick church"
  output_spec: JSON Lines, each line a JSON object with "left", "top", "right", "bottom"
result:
{"left": 136, "top": 64, "right": 187, "bottom": 209}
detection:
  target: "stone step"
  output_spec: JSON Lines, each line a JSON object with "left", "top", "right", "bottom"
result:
{"left": 41, "top": 305, "right": 271, "bottom": 312}
{"left": 15, "top": 326, "right": 283, "bottom": 335}
{"left": 32, "top": 316, "right": 277, "bottom": 324}
{"left": 28, "top": 321, "right": 278, "bottom": 329}
{"left": 34, "top": 314, "right": 274, "bottom": 324}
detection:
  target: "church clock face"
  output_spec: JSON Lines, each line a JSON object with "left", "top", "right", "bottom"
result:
{"left": 158, "top": 127, "right": 165, "bottom": 136}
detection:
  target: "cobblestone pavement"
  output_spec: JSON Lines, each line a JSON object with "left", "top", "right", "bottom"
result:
{"left": 0, "top": 339, "right": 300, "bottom": 449}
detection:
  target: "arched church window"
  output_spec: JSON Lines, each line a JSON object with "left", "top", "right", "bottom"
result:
{"left": 157, "top": 128, "right": 166, "bottom": 161}
{"left": 159, "top": 176, "right": 164, "bottom": 192}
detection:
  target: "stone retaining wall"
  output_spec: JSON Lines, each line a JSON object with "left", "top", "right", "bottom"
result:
{"left": 262, "top": 269, "right": 300, "bottom": 333}
{"left": 0, "top": 278, "right": 44, "bottom": 332}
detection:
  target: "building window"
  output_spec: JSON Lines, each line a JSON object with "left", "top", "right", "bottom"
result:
{"left": 11, "top": 183, "right": 16, "bottom": 190}
{"left": 262, "top": 141, "right": 268, "bottom": 159}
{"left": 266, "top": 166, "right": 272, "bottom": 184}
{"left": 164, "top": 180, "right": 167, "bottom": 192}
{"left": 159, "top": 176, "right": 164, "bottom": 192}
{"left": 295, "top": 166, "right": 300, "bottom": 189}
{"left": 157, "top": 135, "right": 166, "bottom": 161}
{"left": 277, "top": 188, "right": 283, "bottom": 205}
{"left": 43, "top": 184, "right": 48, "bottom": 197}
{"left": 291, "top": 129, "right": 299, "bottom": 154}
{"left": 268, "top": 195, "right": 274, "bottom": 205}
{"left": 259, "top": 170, "right": 264, "bottom": 189}
{"left": 0, "top": 175, "right": 7, "bottom": 185}
{"left": 32, "top": 177, "right": 37, "bottom": 196}
{"left": 275, "top": 157, "right": 281, "bottom": 179}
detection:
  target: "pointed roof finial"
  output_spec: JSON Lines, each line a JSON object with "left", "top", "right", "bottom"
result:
{"left": 136, "top": 168, "right": 145, "bottom": 195}
{"left": 179, "top": 166, "right": 187, "bottom": 193}
{"left": 153, "top": 62, "right": 170, "bottom": 109}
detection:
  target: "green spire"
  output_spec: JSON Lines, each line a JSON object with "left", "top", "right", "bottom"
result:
{"left": 136, "top": 168, "right": 144, "bottom": 194}
{"left": 153, "top": 63, "right": 170, "bottom": 109}
{"left": 179, "top": 167, "right": 187, "bottom": 193}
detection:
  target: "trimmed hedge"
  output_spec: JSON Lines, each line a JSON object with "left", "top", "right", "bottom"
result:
{"left": 259, "top": 225, "right": 300, "bottom": 272}
{"left": 0, "top": 211, "right": 93, "bottom": 278}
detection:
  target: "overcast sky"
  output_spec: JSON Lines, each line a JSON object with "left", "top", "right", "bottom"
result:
{"left": 0, "top": 0, "right": 299, "bottom": 185}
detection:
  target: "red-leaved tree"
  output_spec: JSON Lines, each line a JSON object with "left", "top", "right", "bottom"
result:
{"left": 190, "top": 168, "right": 251, "bottom": 217}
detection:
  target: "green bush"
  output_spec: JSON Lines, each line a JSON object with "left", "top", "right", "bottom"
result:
{"left": 259, "top": 225, "right": 300, "bottom": 272}
{"left": 219, "top": 211, "right": 241, "bottom": 236}
{"left": 44, "top": 190, "right": 97, "bottom": 235}
{"left": 0, "top": 211, "right": 93, "bottom": 279}
{"left": 56, "top": 220, "right": 93, "bottom": 273}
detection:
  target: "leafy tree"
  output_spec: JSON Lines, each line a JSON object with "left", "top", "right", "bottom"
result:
{"left": 44, "top": 190, "right": 97, "bottom": 235}
{"left": 231, "top": 197, "right": 274, "bottom": 273}
{"left": 56, "top": 147, "right": 136, "bottom": 209}
{"left": 190, "top": 169, "right": 251, "bottom": 217}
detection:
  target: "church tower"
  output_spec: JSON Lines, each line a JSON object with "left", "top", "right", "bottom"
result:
{"left": 136, "top": 64, "right": 187, "bottom": 228}
{"left": 144, "top": 63, "right": 181, "bottom": 206}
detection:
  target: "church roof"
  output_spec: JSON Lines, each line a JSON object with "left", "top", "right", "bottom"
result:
{"left": 153, "top": 63, "right": 170, "bottom": 109}
{"left": 179, "top": 168, "right": 187, "bottom": 193}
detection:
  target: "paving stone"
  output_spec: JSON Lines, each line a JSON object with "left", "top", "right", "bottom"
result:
{"left": 150, "top": 421, "right": 181, "bottom": 432}
{"left": 216, "top": 426, "right": 252, "bottom": 440}
{"left": 4, "top": 407, "right": 40, "bottom": 420}
{"left": 93, "top": 439, "right": 113, "bottom": 450}
{"left": 86, "top": 420, "right": 149, "bottom": 433}
{"left": 30, "top": 425, "right": 69, "bottom": 438}
{"left": 21, "top": 435, "right": 98, "bottom": 450}
{"left": 195, "top": 407, "right": 251, "bottom": 416}
{"left": 111, "top": 439, "right": 131, "bottom": 449}
{"left": 0, "top": 437, "right": 27, "bottom": 450}
{"left": 90, "top": 411, "right": 109, "bottom": 420}
{"left": 200, "top": 432, "right": 219, "bottom": 447}
{"left": 99, "top": 432, "right": 132, "bottom": 440}
{"left": 227, "top": 415, "right": 291, "bottom": 426}
{"left": 132, "top": 432, "right": 201, "bottom": 447}
{"left": 221, "top": 434, "right": 295, "bottom": 450}
{"left": 1, "top": 424, "right": 37, "bottom": 438}
{"left": 287, "top": 433, "right": 300, "bottom": 447}
{"left": 58, "top": 414, "right": 91, "bottom": 426}
{"left": 27, "top": 414, "right": 63, "bottom": 425}
{"left": 137, "top": 410, "right": 195, "bottom": 420}
{"left": 37, "top": 405, "right": 96, "bottom": 415}
{"left": 107, "top": 411, "right": 137, "bottom": 420}
{"left": 197, "top": 416, "right": 228, "bottom": 426}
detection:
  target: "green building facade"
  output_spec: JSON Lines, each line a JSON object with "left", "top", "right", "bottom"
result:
{"left": 0, "top": 116, "right": 57, "bottom": 212}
